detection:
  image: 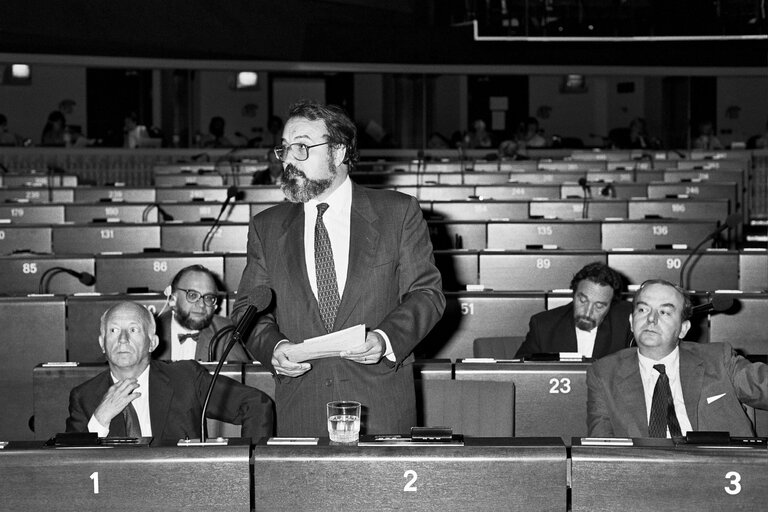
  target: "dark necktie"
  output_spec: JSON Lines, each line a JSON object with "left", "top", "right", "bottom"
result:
{"left": 178, "top": 331, "right": 200, "bottom": 344}
{"left": 315, "top": 203, "right": 340, "bottom": 333}
{"left": 122, "top": 402, "right": 142, "bottom": 437}
{"left": 648, "top": 364, "right": 682, "bottom": 438}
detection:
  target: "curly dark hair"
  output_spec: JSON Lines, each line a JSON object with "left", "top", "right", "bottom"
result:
{"left": 287, "top": 100, "right": 358, "bottom": 169}
{"left": 570, "top": 262, "right": 624, "bottom": 302}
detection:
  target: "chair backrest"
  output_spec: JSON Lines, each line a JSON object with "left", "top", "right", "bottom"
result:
{"left": 473, "top": 336, "right": 526, "bottom": 359}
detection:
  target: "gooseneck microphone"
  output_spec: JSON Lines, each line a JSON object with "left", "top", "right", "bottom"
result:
{"left": 38, "top": 267, "right": 96, "bottom": 293}
{"left": 691, "top": 294, "right": 734, "bottom": 316}
{"left": 578, "top": 177, "right": 592, "bottom": 219}
{"left": 141, "top": 203, "right": 175, "bottom": 223}
{"left": 199, "top": 286, "right": 272, "bottom": 444}
{"left": 678, "top": 213, "right": 742, "bottom": 289}
{"left": 201, "top": 185, "right": 239, "bottom": 251}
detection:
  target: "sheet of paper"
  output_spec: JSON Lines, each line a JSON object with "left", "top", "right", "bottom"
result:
{"left": 283, "top": 324, "right": 366, "bottom": 363}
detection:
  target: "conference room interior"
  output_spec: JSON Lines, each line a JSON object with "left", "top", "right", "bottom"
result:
{"left": 1, "top": 1, "right": 768, "bottom": 510}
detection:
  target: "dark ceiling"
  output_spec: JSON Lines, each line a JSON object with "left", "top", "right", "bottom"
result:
{"left": 0, "top": 0, "right": 766, "bottom": 68}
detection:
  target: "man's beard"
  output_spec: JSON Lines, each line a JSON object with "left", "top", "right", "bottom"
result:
{"left": 176, "top": 308, "right": 214, "bottom": 331}
{"left": 280, "top": 163, "right": 335, "bottom": 203}
{"left": 575, "top": 316, "right": 597, "bottom": 331}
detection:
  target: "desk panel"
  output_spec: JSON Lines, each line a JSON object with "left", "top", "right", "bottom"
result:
{"left": 2, "top": 173, "right": 78, "bottom": 187}
{"left": 479, "top": 251, "right": 606, "bottom": 290}
{"left": 224, "top": 254, "right": 247, "bottom": 293}
{"left": 487, "top": 220, "right": 602, "bottom": 250}
{"left": 529, "top": 199, "right": 627, "bottom": 220}
{"left": 477, "top": 184, "right": 561, "bottom": 200}
{"left": 65, "top": 204, "right": 154, "bottom": 223}
{"left": 507, "top": 171, "right": 585, "bottom": 184}
{"left": 0, "top": 297, "right": 66, "bottom": 440}
{"left": 252, "top": 439, "right": 566, "bottom": 512}
{"left": 561, "top": 183, "right": 646, "bottom": 199}
{"left": 647, "top": 182, "right": 738, "bottom": 209}
{"left": 416, "top": 292, "right": 545, "bottom": 360}
{"left": 0, "top": 188, "right": 74, "bottom": 203}
{"left": 739, "top": 250, "right": 768, "bottom": 291}
{"left": 0, "top": 443, "right": 250, "bottom": 511}
{"left": 396, "top": 185, "right": 475, "bottom": 201}
{"left": 0, "top": 256, "right": 95, "bottom": 294}
{"left": 73, "top": 187, "right": 156, "bottom": 203}
{"left": 428, "top": 221, "right": 486, "bottom": 250}
{"left": 708, "top": 293, "right": 768, "bottom": 354}
{"left": 429, "top": 200, "right": 528, "bottom": 221}
{"left": 155, "top": 186, "right": 229, "bottom": 202}
{"left": 439, "top": 172, "right": 510, "bottom": 185}
{"left": 0, "top": 204, "right": 65, "bottom": 224}
{"left": 607, "top": 250, "right": 739, "bottom": 290}
{"left": 627, "top": 198, "right": 730, "bottom": 220}
{"left": 52, "top": 224, "right": 161, "bottom": 254}
{"left": 434, "top": 250, "right": 479, "bottom": 290}
{"left": 237, "top": 186, "right": 288, "bottom": 202}
{"left": 571, "top": 443, "right": 768, "bottom": 511}
{"left": 601, "top": 220, "right": 718, "bottom": 250}
{"left": 154, "top": 173, "right": 225, "bottom": 187}
{"left": 456, "top": 362, "right": 589, "bottom": 441}
{"left": 0, "top": 224, "right": 53, "bottom": 254}
{"left": 95, "top": 253, "right": 225, "bottom": 293}
{"left": 161, "top": 223, "right": 248, "bottom": 253}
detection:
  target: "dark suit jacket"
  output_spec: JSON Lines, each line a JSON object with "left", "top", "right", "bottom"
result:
{"left": 232, "top": 181, "right": 445, "bottom": 436}
{"left": 515, "top": 301, "right": 633, "bottom": 359}
{"left": 66, "top": 360, "right": 274, "bottom": 445}
{"left": 153, "top": 311, "right": 251, "bottom": 362}
{"left": 587, "top": 342, "right": 768, "bottom": 437}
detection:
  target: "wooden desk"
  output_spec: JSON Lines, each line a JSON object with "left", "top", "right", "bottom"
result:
{"left": 571, "top": 441, "right": 768, "bottom": 511}
{"left": 252, "top": 438, "right": 566, "bottom": 511}
{"left": 0, "top": 443, "right": 250, "bottom": 511}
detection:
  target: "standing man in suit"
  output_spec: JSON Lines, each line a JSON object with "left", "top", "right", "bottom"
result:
{"left": 66, "top": 301, "right": 273, "bottom": 445}
{"left": 587, "top": 280, "right": 768, "bottom": 437}
{"left": 154, "top": 265, "right": 251, "bottom": 361}
{"left": 516, "top": 262, "right": 633, "bottom": 359}
{"left": 232, "top": 100, "right": 445, "bottom": 437}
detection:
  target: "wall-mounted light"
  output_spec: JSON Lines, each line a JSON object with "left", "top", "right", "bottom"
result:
{"left": 2, "top": 64, "right": 32, "bottom": 85}
{"left": 231, "top": 71, "right": 259, "bottom": 90}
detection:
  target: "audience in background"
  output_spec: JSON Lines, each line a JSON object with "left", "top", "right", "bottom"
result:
{"left": 0, "top": 113, "right": 26, "bottom": 146}
{"left": 200, "top": 116, "right": 234, "bottom": 148}
{"left": 464, "top": 119, "right": 493, "bottom": 149}
{"left": 41, "top": 110, "right": 68, "bottom": 146}
{"left": 520, "top": 116, "right": 547, "bottom": 149}
{"left": 692, "top": 120, "right": 723, "bottom": 150}
{"left": 497, "top": 138, "right": 528, "bottom": 160}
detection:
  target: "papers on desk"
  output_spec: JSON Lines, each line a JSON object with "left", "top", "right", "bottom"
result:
{"left": 282, "top": 324, "right": 366, "bottom": 363}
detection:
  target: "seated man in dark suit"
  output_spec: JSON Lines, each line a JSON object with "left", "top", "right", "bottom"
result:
{"left": 587, "top": 279, "right": 768, "bottom": 437}
{"left": 66, "top": 301, "right": 273, "bottom": 445}
{"left": 516, "top": 262, "right": 633, "bottom": 359}
{"left": 154, "top": 265, "right": 251, "bottom": 361}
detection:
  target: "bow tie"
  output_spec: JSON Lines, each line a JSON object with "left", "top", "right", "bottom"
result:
{"left": 178, "top": 332, "right": 200, "bottom": 344}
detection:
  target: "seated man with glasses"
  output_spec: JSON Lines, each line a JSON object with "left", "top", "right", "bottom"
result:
{"left": 154, "top": 265, "right": 252, "bottom": 361}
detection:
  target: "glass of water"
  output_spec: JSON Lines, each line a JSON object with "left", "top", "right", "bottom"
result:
{"left": 326, "top": 401, "right": 361, "bottom": 444}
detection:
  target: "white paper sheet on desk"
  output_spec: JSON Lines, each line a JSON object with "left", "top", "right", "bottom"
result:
{"left": 282, "top": 324, "right": 366, "bottom": 363}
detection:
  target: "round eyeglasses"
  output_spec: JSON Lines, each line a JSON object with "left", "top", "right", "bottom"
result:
{"left": 176, "top": 287, "right": 219, "bottom": 307}
{"left": 273, "top": 141, "right": 329, "bottom": 162}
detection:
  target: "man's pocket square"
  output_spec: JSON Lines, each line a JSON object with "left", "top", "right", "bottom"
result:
{"left": 707, "top": 393, "right": 726, "bottom": 404}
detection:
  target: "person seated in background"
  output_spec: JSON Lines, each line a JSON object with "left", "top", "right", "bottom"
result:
{"left": 464, "top": 119, "right": 493, "bottom": 149}
{"left": 41, "top": 110, "right": 68, "bottom": 146}
{"left": 692, "top": 120, "right": 723, "bottom": 150}
{"left": 427, "top": 131, "right": 451, "bottom": 149}
{"left": 520, "top": 116, "right": 547, "bottom": 149}
{"left": 497, "top": 138, "right": 528, "bottom": 160}
{"left": 610, "top": 118, "right": 658, "bottom": 149}
{"left": 200, "top": 116, "right": 234, "bottom": 148}
{"left": 587, "top": 280, "right": 768, "bottom": 438}
{"left": 66, "top": 301, "right": 273, "bottom": 445}
{"left": 516, "top": 262, "right": 633, "bottom": 359}
{"left": 154, "top": 265, "right": 251, "bottom": 362}
{"left": 748, "top": 119, "right": 768, "bottom": 149}
{"left": 0, "top": 113, "right": 26, "bottom": 146}
{"left": 251, "top": 149, "right": 283, "bottom": 185}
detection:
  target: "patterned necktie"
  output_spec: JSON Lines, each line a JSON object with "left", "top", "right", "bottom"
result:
{"left": 178, "top": 332, "right": 200, "bottom": 344}
{"left": 122, "top": 402, "right": 142, "bottom": 437}
{"left": 315, "top": 203, "right": 340, "bottom": 333}
{"left": 648, "top": 364, "right": 682, "bottom": 438}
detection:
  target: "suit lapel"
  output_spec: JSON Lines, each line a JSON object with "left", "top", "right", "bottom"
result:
{"left": 679, "top": 343, "right": 704, "bottom": 431}
{"left": 558, "top": 308, "right": 578, "bottom": 352}
{"left": 334, "top": 184, "right": 379, "bottom": 330}
{"left": 148, "top": 362, "right": 173, "bottom": 440}
{"left": 593, "top": 314, "right": 612, "bottom": 358}
{"left": 615, "top": 351, "right": 649, "bottom": 436}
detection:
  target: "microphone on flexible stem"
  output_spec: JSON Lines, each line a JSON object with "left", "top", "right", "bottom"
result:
{"left": 38, "top": 267, "right": 96, "bottom": 294}
{"left": 141, "top": 203, "right": 175, "bottom": 223}
{"left": 691, "top": 294, "right": 734, "bottom": 316}
{"left": 578, "top": 177, "right": 592, "bottom": 219}
{"left": 678, "top": 213, "right": 742, "bottom": 289}
{"left": 196, "top": 286, "right": 272, "bottom": 445}
{"left": 202, "top": 185, "right": 238, "bottom": 251}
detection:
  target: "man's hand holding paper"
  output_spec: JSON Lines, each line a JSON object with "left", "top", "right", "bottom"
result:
{"left": 280, "top": 324, "right": 370, "bottom": 364}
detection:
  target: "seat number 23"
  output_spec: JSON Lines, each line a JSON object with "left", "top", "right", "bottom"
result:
{"left": 549, "top": 377, "right": 571, "bottom": 394}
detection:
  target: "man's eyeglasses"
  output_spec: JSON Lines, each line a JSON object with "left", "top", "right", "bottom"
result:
{"left": 273, "top": 141, "right": 329, "bottom": 162}
{"left": 176, "top": 287, "right": 219, "bottom": 307}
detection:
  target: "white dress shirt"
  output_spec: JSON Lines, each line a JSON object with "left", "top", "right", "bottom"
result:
{"left": 88, "top": 364, "right": 153, "bottom": 437}
{"left": 301, "top": 176, "right": 394, "bottom": 360}
{"left": 575, "top": 326, "right": 598, "bottom": 358}
{"left": 170, "top": 312, "right": 199, "bottom": 361}
{"left": 638, "top": 346, "right": 693, "bottom": 436}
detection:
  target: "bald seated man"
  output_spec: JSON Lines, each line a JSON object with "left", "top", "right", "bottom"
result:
{"left": 66, "top": 301, "right": 273, "bottom": 445}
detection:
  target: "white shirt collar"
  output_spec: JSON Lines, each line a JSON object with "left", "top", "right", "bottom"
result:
{"left": 303, "top": 175, "right": 352, "bottom": 214}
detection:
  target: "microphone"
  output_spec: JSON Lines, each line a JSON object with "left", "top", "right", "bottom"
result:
{"left": 679, "top": 213, "right": 742, "bottom": 289}
{"left": 141, "top": 203, "right": 175, "bottom": 222}
{"left": 691, "top": 294, "right": 734, "bottom": 316}
{"left": 38, "top": 267, "right": 96, "bottom": 293}
{"left": 600, "top": 183, "right": 616, "bottom": 198}
{"left": 198, "top": 286, "right": 272, "bottom": 444}
{"left": 201, "top": 185, "right": 239, "bottom": 251}
{"left": 578, "top": 177, "right": 591, "bottom": 219}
